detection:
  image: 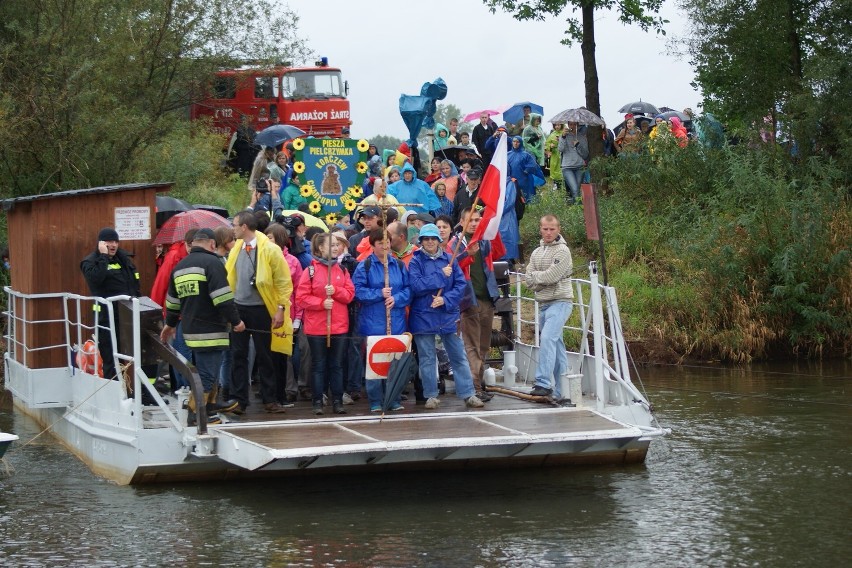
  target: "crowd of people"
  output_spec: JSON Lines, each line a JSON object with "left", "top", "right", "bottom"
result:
{"left": 81, "top": 211, "right": 575, "bottom": 424}
{"left": 78, "top": 111, "right": 608, "bottom": 424}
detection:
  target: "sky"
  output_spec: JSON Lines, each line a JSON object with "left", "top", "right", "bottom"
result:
{"left": 294, "top": 0, "right": 701, "bottom": 139}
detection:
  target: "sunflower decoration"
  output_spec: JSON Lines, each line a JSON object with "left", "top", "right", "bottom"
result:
{"left": 292, "top": 138, "right": 305, "bottom": 150}
{"left": 299, "top": 184, "right": 313, "bottom": 197}
{"left": 308, "top": 201, "right": 321, "bottom": 214}
{"left": 344, "top": 198, "right": 357, "bottom": 211}
{"left": 325, "top": 213, "right": 338, "bottom": 226}
{"left": 356, "top": 139, "right": 369, "bottom": 152}
{"left": 351, "top": 186, "right": 363, "bottom": 198}
{"left": 356, "top": 161, "right": 368, "bottom": 174}
{"left": 293, "top": 161, "right": 306, "bottom": 174}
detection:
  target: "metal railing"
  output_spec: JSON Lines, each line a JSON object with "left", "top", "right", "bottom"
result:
{"left": 507, "top": 262, "right": 645, "bottom": 411}
{"left": 3, "top": 288, "right": 194, "bottom": 432}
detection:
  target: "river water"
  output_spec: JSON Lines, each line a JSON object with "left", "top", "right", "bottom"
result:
{"left": 1, "top": 362, "right": 849, "bottom": 567}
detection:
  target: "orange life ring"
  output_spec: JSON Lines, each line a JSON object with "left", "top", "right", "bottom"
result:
{"left": 76, "top": 339, "right": 103, "bottom": 377}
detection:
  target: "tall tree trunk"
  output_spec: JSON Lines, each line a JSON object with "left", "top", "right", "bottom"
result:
{"left": 581, "top": 3, "right": 603, "bottom": 159}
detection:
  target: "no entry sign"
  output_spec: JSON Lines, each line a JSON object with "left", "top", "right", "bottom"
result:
{"left": 365, "top": 334, "right": 411, "bottom": 379}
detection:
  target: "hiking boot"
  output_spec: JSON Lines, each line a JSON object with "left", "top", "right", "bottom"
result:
{"left": 465, "top": 395, "right": 485, "bottom": 408}
{"left": 476, "top": 391, "right": 494, "bottom": 403}
{"left": 424, "top": 397, "right": 440, "bottom": 410}
{"left": 312, "top": 402, "right": 324, "bottom": 415}
{"left": 332, "top": 401, "right": 346, "bottom": 414}
{"left": 298, "top": 388, "right": 313, "bottom": 401}
{"left": 342, "top": 392, "right": 355, "bottom": 405}
{"left": 188, "top": 411, "right": 221, "bottom": 426}
{"left": 530, "top": 385, "right": 553, "bottom": 397}
{"left": 215, "top": 399, "right": 240, "bottom": 413}
{"left": 264, "top": 402, "right": 288, "bottom": 414}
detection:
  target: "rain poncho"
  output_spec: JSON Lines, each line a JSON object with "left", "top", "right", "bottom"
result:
{"left": 433, "top": 123, "right": 450, "bottom": 151}
{"left": 544, "top": 128, "right": 564, "bottom": 183}
{"left": 499, "top": 180, "right": 521, "bottom": 261}
{"left": 670, "top": 117, "right": 689, "bottom": 148}
{"left": 507, "top": 136, "right": 544, "bottom": 202}
{"left": 388, "top": 162, "right": 441, "bottom": 214}
{"left": 522, "top": 113, "right": 545, "bottom": 166}
{"left": 431, "top": 159, "right": 460, "bottom": 201}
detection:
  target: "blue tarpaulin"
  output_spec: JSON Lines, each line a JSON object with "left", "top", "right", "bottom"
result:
{"left": 399, "top": 78, "right": 447, "bottom": 147}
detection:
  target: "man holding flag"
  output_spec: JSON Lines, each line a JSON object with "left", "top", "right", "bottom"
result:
{"left": 457, "top": 131, "right": 509, "bottom": 400}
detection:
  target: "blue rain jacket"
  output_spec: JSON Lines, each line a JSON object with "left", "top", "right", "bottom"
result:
{"left": 408, "top": 248, "right": 467, "bottom": 335}
{"left": 352, "top": 254, "right": 411, "bottom": 336}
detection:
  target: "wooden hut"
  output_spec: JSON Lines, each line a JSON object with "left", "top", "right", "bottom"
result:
{"left": 2, "top": 183, "right": 173, "bottom": 368}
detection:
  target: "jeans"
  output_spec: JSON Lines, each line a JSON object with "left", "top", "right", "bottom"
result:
{"left": 218, "top": 348, "right": 232, "bottom": 391}
{"left": 171, "top": 321, "right": 192, "bottom": 389}
{"left": 193, "top": 349, "right": 225, "bottom": 394}
{"left": 345, "top": 331, "right": 364, "bottom": 395}
{"left": 414, "top": 333, "right": 476, "bottom": 400}
{"left": 307, "top": 334, "right": 346, "bottom": 404}
{"left": 535, "top": 301, "right": 573, "bottom": 398}
{"left": 562, "top": 167, "right": 584, "bottom": 203}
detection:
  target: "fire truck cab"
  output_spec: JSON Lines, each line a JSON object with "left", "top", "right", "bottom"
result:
{"left": 191, "top": 58, "right": 352, "bottom": 140}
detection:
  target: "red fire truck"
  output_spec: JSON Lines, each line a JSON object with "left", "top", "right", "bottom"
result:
{"left": 190, "top": 58, "right": 352, "bottom": 140}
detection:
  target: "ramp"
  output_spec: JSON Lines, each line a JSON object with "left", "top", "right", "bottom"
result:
{"left": 211, "top": 408, "right": 643, "bottom": 472}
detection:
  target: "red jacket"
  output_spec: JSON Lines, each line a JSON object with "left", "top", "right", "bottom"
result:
{"left": 296, "top": 259, "right": 355, "bottom": 336}
{"left": 150, "top": 242, "right": 187, "bottom": 309}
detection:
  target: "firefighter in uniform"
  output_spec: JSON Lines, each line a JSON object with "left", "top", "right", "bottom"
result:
{"left": 160, "top": 228, "right": 245, "bottom": 424}
{"left": 80, "top": 227, "right": 141, "bottom": 382}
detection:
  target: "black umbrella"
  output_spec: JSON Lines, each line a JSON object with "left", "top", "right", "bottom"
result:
{"left": 382, "top": 351, "right": 417, "bottom": 414}
{"left": 613, "top": 115, "right": 653, "bottom": 137}
{"left": 657, "top": 110, "right": 691, "bottom": 123}
{"left": 618, "top": 101, "right": 660, "bottom": 116}
{"left": 155, "top": 195, "right": 193, "bottom": 228}
{"left": 254, "top": 124, "right": 306, "bottom": 148}
{"left": 193, "top": 204, "right": 230, "bottom": 219}
{"left": 433, "top": 145, "right": 482, "bottom": 168}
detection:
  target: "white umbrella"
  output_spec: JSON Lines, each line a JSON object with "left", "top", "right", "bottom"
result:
{"left": 548, "top": 108, "right": 605, "bottom": 126}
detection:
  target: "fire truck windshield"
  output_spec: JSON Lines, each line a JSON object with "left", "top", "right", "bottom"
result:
{"left": 282, "top": 70, "right": 344, "bottom": 100}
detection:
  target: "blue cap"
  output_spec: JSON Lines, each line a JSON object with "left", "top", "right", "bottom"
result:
{"left": 418, "top": 223, "right": 442, "bottom": 243}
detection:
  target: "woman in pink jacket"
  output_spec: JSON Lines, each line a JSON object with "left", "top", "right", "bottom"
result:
{"left": 296, "top": 232, "right": 355, "bottom": 415}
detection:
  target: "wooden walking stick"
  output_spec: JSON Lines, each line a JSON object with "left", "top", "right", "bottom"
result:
{"left": 326, "top": 232, "right": 332, "bottom": 347}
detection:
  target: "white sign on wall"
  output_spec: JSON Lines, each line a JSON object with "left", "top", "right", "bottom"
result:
{"left": 114, "top": 207, "right": 151, "bottom": 240}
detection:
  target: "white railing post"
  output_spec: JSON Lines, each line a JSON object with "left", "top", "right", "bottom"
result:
{"left": 589, "top": 263, "right": 606, "bottom": 411}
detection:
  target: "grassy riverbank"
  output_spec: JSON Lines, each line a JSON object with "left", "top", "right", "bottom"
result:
{"left": 521, "top": 141, "right": 851, "bottom": 363}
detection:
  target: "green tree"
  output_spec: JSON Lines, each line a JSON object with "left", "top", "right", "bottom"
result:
{"left": 433, "top": 103, "right": 464, "bottom": 130}
{"left": 0, "top": 0, "right": 312, "bottom": 196}
{"left": 366, "top": 134, "right": 404, "bottom": 156}
{"left": 681, "top": 0, "right": 851, "bottom": 162}
{"left": 485, "top": 0, "right": 667, "bottom": 156}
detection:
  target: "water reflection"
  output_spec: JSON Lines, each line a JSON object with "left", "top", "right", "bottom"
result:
{"left": 2, "top": 362, "right": 850, "bottom": 566}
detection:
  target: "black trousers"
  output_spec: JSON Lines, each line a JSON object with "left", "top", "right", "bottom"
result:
{"left": 230, "top": 304, "right": 276, "bottom": 407}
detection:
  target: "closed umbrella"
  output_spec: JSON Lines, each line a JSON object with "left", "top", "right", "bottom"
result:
{"left": 548, "top": 108, "right": 605, "bottom": 126}
{"left": 381, "top": 351, "right": 417, "bottom": 415}
{"left": 153, "top": 209, "right": 231, "bottom": 245}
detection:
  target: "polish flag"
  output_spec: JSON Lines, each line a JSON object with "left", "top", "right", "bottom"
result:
{"left": 471, "top": 132, "right": 507, "bottom": 262}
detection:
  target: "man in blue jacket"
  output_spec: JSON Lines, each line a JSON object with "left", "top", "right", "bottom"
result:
{"left": 408, "top": 224, "right": 484, "bottom": 410}
{"left": 352, "top": 229, "right": 412, "bottom": 412}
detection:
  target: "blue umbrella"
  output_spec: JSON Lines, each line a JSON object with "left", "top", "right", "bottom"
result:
{"left": 254, "top": 124, "right": 306, "bottom": 148}
{"left": 503, "top": 101, "right": 543, "bottom": 125}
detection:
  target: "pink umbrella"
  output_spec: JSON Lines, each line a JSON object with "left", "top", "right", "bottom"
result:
{"left": 153, "top": 209, "right": 231, "bottom": 245}
{"left": 462, "top": 109, "right": 501, "bottom": 123}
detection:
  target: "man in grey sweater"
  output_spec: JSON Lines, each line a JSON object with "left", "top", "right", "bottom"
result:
{"left": 524, "top": 215, "right": 574, "bottom": 400}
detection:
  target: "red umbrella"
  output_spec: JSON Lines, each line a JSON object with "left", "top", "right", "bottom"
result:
{"left": 152, "top": 209, "right": 231, "bottom": 245}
